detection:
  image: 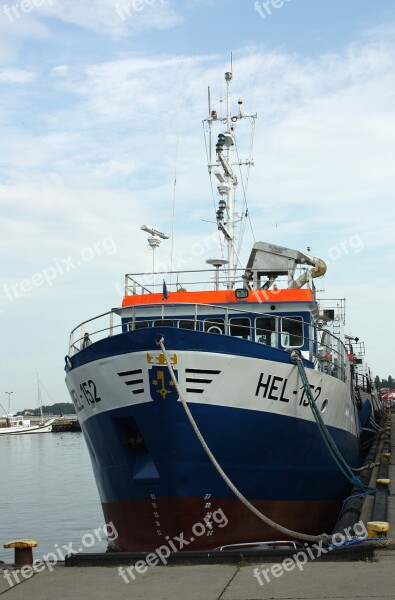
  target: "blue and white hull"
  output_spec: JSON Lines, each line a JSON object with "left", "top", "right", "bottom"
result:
{"left": 65, "top": 327, "right": 362, "bottom": 551}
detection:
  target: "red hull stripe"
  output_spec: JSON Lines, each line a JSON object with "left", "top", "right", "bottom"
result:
{"left": 103, "top": 496, "right": 340, "bottom": 552}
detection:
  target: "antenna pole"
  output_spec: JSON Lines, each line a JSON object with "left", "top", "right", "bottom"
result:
{"left": 208, "top": 86, "right": 212, "bottom": 166}
{"left": 203, "top": 72, "right": 257, "bottom": 289}
{"left": 225, "top": 71, "right": 234, "bottom": 286}
{"left": 141, "top": 226, "right": 170, "bottom": 291}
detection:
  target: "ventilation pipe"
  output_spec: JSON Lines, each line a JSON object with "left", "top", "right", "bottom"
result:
{"left": 290, "top": 256, "right": 327, "bottom": 289}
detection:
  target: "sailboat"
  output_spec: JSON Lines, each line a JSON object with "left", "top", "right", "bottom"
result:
{"left": 0, "top": 379, "right": 55, "bottom": 435}
{"left": 64, "top": 71, "right": 379, "bottom": 551}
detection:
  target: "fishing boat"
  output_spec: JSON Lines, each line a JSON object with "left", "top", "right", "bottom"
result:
{"left": 0, "top": 414, "right": 54, "bottom": 435}
{"left": 0, "top": 379, "right": 55, "bottom": 435}
{"left": 64, "top": 71, "right": 378, "bottom": 551}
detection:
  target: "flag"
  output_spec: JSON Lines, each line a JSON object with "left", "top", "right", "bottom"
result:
{"left": 162, "top": 279, "right": 169, "bottom": 300}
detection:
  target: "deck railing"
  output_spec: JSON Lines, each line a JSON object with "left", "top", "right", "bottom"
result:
{"left": 124, "top": 267, "right": 315, "bottom": 295}
{"left": 68, "top": 302, "right": 347, "bottom": 381}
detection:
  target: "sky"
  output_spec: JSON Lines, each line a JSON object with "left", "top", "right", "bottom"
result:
{"left": 1, "top": 0, "right": 395, "bottom": 412}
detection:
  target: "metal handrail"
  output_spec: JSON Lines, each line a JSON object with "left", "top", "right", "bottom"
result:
{"left": 124, "top": 267, "right": 312, "bottom": 295}
{"left": 68, "top": 302, "right": 348, "bottom": 381}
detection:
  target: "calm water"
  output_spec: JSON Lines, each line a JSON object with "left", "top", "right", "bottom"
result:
{"left": 0, "top": 431, "right": 107, "bottom": 563}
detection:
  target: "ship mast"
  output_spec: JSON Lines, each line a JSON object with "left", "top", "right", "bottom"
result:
{"left": 204, "top": 71, "right": 257, "bottom": 289}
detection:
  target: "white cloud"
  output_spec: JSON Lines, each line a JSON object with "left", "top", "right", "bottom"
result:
{"left": 3, "top": 39, "right": 394, "bottom": 267}
{"left": 50, "top": 65, "right": 69, "bottom": 77}
{"left": 34, "top": 0, "right": 183, "bottom": 37}
{"left": 0, "top": 67, "right": 35, "bottom": 83}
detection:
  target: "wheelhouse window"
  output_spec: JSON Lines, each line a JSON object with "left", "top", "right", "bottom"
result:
{"left": 255, "top": 317, "right": 276, "bottom": 346}
{"left": 154, "top": 320, "right": 174, "bottom": 327}
{"left": 178, "top": 320, "right": 197, "bottom": 330}
{"left": 204, "top": 318, "right": 224, "bottom": 334}
{"left": 281, "top": 316, "right": 303, "bottom": 348}
{"left": 128, "top": 320, "right": 149, "bottom": 331}
{"left": 229, "top": 317, "right": 251, "bottom": 340}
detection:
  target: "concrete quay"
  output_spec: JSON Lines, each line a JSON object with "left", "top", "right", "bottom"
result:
{"left": 1, "top": 552, "right": 395, "bottom": 600}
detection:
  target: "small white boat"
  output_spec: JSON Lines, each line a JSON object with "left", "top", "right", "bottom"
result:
{"left": 0, "top": 414, "right": 55, "bottom": 435}
{"left": 0, "top": 377, "right": 55, "bottom": 435}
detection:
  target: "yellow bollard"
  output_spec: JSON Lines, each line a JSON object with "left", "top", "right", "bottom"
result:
{"left": 3, "top": 540, "right": 38, "bottom": 566}
{"left": 367, "top": 522, "right": 389, "bottom": 538}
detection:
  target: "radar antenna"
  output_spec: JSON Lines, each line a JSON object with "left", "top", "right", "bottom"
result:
{"left": 140, "top": 225, "right": 170, "bottom": 279}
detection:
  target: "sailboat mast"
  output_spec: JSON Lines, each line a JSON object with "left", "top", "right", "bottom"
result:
{"left": 37, "top": 374, "right": 43, "bottom": 423}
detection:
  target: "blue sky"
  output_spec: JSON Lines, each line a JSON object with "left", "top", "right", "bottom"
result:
{"left": 1, "top": 0, "right": 395, "bottom": 411}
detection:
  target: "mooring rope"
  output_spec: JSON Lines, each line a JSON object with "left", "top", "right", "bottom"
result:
{"left": 291, "top": 351, "right": 377, "bottom": 496}
{"left": 351, "top": 461, "right": 380, "bottom": 473}
{"left": 157, "top": 336, "right": 332, "bottom": 544}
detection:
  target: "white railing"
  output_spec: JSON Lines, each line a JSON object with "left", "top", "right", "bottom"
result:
{"left": 124, "top": 267, "right": 315, "bottom": 296}
{"left": 68, "top": 303, "right": 347, "bottom": 381}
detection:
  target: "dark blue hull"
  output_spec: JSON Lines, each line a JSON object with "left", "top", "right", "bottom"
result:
{"left": 81, "top": 396, "right": 361, "bottom": 550}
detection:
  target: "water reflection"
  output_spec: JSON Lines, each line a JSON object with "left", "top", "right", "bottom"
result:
{"left": 0, "top": 432, "right": 106, "bottom": 562}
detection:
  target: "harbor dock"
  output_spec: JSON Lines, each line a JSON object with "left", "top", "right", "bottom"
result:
{"left": 51, "top": 417, "right": 81, "bottom": 432}
{"left": 1, "top": 548, "right": 394, "bottom": 599}
{"left": 1, "top": 412, "right": 394, "bottom": 599}
{"left": 26, "top": 415, "right": 81, "bottom": 432}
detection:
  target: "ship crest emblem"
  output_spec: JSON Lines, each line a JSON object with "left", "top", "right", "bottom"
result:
{"left": 148, "top": 366, "right": 178, "bottom": 402}
{"left": 146, "top": 352, "right": 177, "bottom": 366}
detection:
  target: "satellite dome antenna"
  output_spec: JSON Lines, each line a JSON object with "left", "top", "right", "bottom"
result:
{"left": 206, "top": 257, "right": 228, "bottom": 290}
{"left": 140, "top": 225, "right": 170, "bottom": 281}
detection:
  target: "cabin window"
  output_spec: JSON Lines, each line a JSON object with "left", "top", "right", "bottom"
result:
{"left": 281, "top": 316, "right": 303, "bottom": 348}
{"left": 229, "top": 318, "right": 251, "bottom": 340}
{"left": 179, "top": 320, "right": 197, "bottom": 330}
{"left": 128, "top": 321, "right": 149, "bottom": 331}
{"left": 154, "top": 320, "right": 174, "bottom": 327}
{"left": 255, "top": 317, "right": 276, "bottom": 346}
{"left": 204, "top": 318, "right": 224, "bottom": 334}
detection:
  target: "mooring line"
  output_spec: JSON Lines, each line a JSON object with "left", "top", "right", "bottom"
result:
{"left": 158, "top": 336, "right": 331, "bottom": 544}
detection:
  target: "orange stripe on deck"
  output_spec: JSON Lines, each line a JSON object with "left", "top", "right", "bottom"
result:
{"left": 122, "top": 288, "right": 314, "bottom": 307}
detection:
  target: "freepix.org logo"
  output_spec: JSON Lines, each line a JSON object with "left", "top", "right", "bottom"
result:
{"left": 254, "top": 0, "right": 293, "bottom": 20}
{"left": 2, "top": 0, "right": 52, "bottom": 23}
{"left": 118, "top": 508, "right": 229, "bottom": 584}
{"left": 253, "top": 520, "right": 369, "bottom": 586}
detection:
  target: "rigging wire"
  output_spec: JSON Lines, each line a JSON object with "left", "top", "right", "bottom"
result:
{"left": 234, "top": 119, "right": 257, "bottom": 259}
{"left": 39, "top": 380, "right": 55, "bottom": 405}
{"left": 275, "top": 148, "right": 280, "bottom": 243}
{"left": 246, "top": 73, "right": 257, "bottom": 244}
{"left": 170, "top": 61, "right": 184, "bottom": 281}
